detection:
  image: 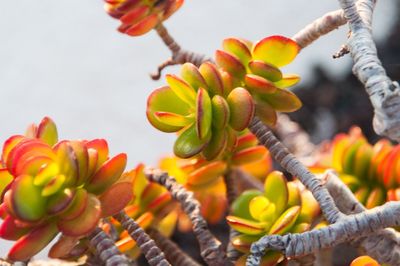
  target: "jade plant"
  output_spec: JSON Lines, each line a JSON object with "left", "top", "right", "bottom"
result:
{"left": 104, "top": 0, "right": 184, "bottom": 36}
{"left": 3, "top": 0, "right": 400, "bottom": 265}
{"left": 226, "top": 171, "right": 320, "bottom": 265}
{"left": 313, "top": 126, "right": 400, "bottom": 209}
{"left": 0, "top": 117, "right": 131, "bottom": 261}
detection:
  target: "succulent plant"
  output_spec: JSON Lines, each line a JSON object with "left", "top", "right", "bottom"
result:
{"left": 314, "top": 126, "right": 400, "bottom": 209}
{"left": 112, "top": 164, "right": 177, "bottom": 257}
{"left": 147, "top": 62, "right": 256, "bottom": 159}
{"left": 0, "top": 117, "right": 131, "bottom": 261}
{"left": 216, "top": 36, "right": 302, "bottom": 126}
{"left": 226, "top": 171, "right": 320, "bottom": 265}
{"left": 104, "top": 0, "right": 184, "bottom": 36}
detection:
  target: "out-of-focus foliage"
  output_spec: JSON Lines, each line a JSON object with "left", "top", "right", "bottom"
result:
{"left": 226, "top": 171, "right": 320, "bottom": 265}
{"left": 314, "top": 126, "right": 400, "bottom": 208}
{"left": 0, "top": 117, "right": 131, "bottom": 261}
{"left": 350, "top": 255, "right": 380, "bottom": 266}
{"left": 104, "top": 0, "right": 184, "bottom": 36}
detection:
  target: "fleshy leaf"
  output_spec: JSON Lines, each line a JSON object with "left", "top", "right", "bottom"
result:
{"left": 180, "top": 63, "right": 208, "bottom": 91}
{"left": 211, "top": 95, "right": 230, "bottom": 129}
{"left": 86, "top": 153, "right": 127, "bottom": 194}
{"left": 297, "top": 190, "right": 320, "bottom": 223}
{"left": 255, "top": 100, "right": 277, "bottom": 126}
{"left": 58, "top": 188, "right": 88, "bottom": 221}
{"left": 0, "top": 216, "right": 31, "bottom": 240}
{"left": 41, "top": 174, "right": 66, "bottom": 197}
{"left": 0, "top": 169, "right": 13, "bottom": 198}
{"left": 47, "top": 188, "right": 76, "bottom": 215}
{"left": 215, "top": 50, "right": 246, "bottom": 79}
{"left": 236, "top": 132, "right": 258, "bottom": 151}
{"left": 232, "top": 190, "right": 263, "bottom": 220}
{"left": 274, "top": 74, "right": 301, "bottom": 88}
{"left": 226, "top": 215, "right": 266, "bottom": 235}
{"left": 154, "top": 112, "right": 192, "bottom": 127}
{"left": 166, "top": 74, "right": 197, "bottom": 105}
{"left": 36, "top": 117, "right": 58, "bottom": 146}
{"left": 268, "top": 206, "right": 300, "bottom": 235}
{"left": 120, "top": 5, "right": 150, "bottom": 25}
{"left": 11, "top": 175, "right": 46, "bottom": 222}
{"left": 187, "top": 161, "right": 227, "bottom": 187}
{"left": 252, "top": 36, "right": 299, "bottom": 67}
{"left": 196, "top": 88, "right": 212, "bottom": 140}
{"left": 202, "top": 129, "right": 227, "bottom": 160}
{"left": 199, "top": 62, "right": 224, "bottom": 96}
{"left": 231, "top": 146, "right": 267, "bottom": 166}
{"left": 231, "top": 234, "right": 260, "bottom": 253}
{"left": 258, "top": 88, "right": 302, "bottom": 112}
{"left": 245, "top": 74, "right": 277, "bottom": 94}
{"left": 287, "top": 182, "right": 301, "bottom": 208}
{"left": 48, "top": 235, "right": 79, "bottom": 259}
{"left": 264, "top": 171, "right": 288, "bottom": 216}
{"left": 54, "top": 141, "right": 79, "bottom": 187}
{"left": 1, "top": 135, "right": 25, "bottom": 166}
{"left": 365, "top": 187, "right": 385, "bottom": 209}
{"left": 248, "top": 60, "right": 282, "bottom": 82}
{"left": 147, "top": 86, "right": 190, "bottom": 132}
{"left": 173, "top": 124, "right": 209, "bottom": 158}
{"left": 8, "top": 223, "right": 58, "bottom": 261}
{"left": 222, "top": 38, "right": 252, "bottom": 66}
{"left": 58, "top": 194, "right": 101, "bottom": 237}
{"left": 99, "top": 181, "right": 133, "bottom": 217}
{"left": 227, "top": 87, "right": 255, "bottom": 131}
{"left": 125, "top": 13, "right": 159, "bottom": 36}
{"left": 69, "top": 141, "right": 89, "bottom": 185}
{"left": 249, "top": 196, "right": 270, "bottom": 221}
{"left": 86, "top": 139, "right": 109, "bottom": 170}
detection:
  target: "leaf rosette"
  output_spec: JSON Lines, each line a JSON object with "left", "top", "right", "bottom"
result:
{"left": 226, "top": 171, "right": 320, "bottom": 265}
{"left": 216, "top": 36, "right": 302, "bottom": 126}
{"left": 104, "top": 0, "right": 184, "bottom": 36}
{"left": 0, "top": 117, "right": 131, "bottom": 261}
{"left": 147, "top": 62, "right": 255, "bottom": 160}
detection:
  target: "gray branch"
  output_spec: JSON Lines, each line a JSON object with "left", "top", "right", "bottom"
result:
{"left": 339, "top": 0, "right": 400, "bottom": 141}
{"left": 247, "top": 201, "right": 400, "bottom": 265}
{"left": 144, "top": 168, "right": 232, "bottom": 266}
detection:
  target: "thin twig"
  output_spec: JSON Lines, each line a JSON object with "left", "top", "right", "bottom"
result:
{"left": 151, "top": 24, "right": 212, "bottom": 80}
{"left": 249, "top": 116, "right": 343, "bottom": 224}
{"left": 87, "top": 227, "right": 130, "bottom": 266}
{"left": 144, "top": 168, "right": 232, "bottom": 266}
{"left": 148, "top": 228, "right": 201, "bottom": 266}
{"left": 113, "top": 211, "right": 171, "bottom": 266}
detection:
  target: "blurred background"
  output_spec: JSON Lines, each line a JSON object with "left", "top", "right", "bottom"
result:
{"left": 0, "top": 0, "right": 398, "bottom": 262}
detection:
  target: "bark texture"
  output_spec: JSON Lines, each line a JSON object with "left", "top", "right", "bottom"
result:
{"left": 339, "top": 0, "right": 400, "bottom": 141}
{"left": 224, "top": 169, "right": 243, "bottom": 263}
{"left": 87, "top": 227, "right": 130, "bottom": 266}
{"left": 145, "top": 168, "right": 232, "bottom": 266}
{"left": 148, "top": 229, "right": 201, "bottom": 266}
{"left": 113, "top": 212, "right": 170, "bottom": 266}
{"left": 323, "top": 170, "right": 400, "bottom": 265}
{"left": 247, "top": 201, "right": 400, "bottom": 265}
